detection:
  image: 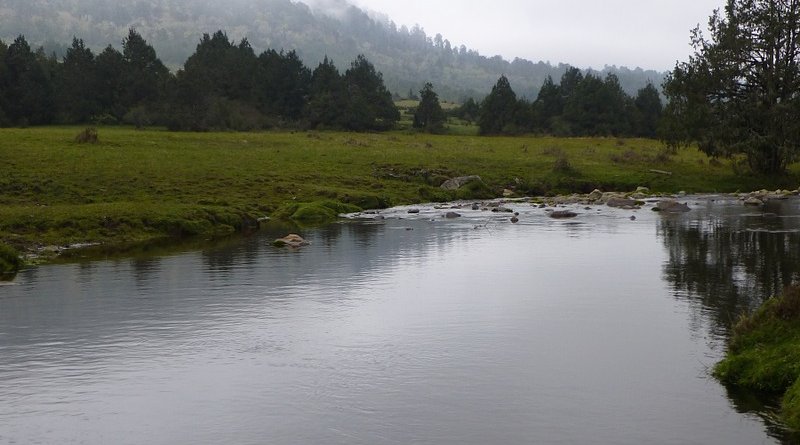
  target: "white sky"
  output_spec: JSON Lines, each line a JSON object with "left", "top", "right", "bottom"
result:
{"left": 351, "top": 0, "right": 724, "bottom": 70}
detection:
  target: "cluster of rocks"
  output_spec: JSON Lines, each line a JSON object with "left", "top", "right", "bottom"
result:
{"left": 737, "top": 189, "right": 800, "bottom": 206}
{"left": 544, "top": 187, "right": 657, "bottom": 208}
{"left": 345, "top": 185, "right": 800, "bottom": 228}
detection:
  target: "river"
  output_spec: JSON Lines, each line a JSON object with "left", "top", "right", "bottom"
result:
{"left": 1, "top": 195, "right": 799, "bottom": 444}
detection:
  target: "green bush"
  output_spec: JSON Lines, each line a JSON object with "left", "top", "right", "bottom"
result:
{"left": 0, "top": 244, "right": 23, "bottom": 274}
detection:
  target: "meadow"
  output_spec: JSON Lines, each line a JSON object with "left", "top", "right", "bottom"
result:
{"left": 1, "top": 126, "right": 799, "bottom": 259}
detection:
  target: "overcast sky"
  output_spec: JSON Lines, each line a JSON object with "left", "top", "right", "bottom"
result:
{"left": 350, "top": 0, "right": 724, "bottom": 70}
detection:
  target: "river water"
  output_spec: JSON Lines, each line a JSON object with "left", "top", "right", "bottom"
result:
{"left": 1, "top": 195, "right": 799, "bottom": 444}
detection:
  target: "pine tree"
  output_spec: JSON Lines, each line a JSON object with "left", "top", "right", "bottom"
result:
{"left": 413, "top": 82, "right": 445, "bottom": 132}
{"left": 55, "top": 38, "right": 99, "bottom": 123}
{"left": 662, "top": 0, "right": 800, "bottom": 173}
{"left": 478, "top": 75, "right": 517, "bottom": 135}
{"left": 306, "top": 57, "right": 346, "bottom": 128}
{"left": 343, "top": 55, "right": 399, "bottom": 131}
{"left": 1, "top": 36, "right": 54, "bottom": 125}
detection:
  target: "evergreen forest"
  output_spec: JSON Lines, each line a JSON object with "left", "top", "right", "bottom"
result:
{"left": 0, "top": 0, "right": 665, "bottom": 101}
{"left": 0, "top": 30, "right": 662, "bottom": 137}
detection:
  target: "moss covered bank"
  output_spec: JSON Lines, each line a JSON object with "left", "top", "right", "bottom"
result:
{"left": 715, "top": 285, "right": 800, "bottom": 431}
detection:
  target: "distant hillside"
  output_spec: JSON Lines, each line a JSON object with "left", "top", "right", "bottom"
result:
{"left": 0, "top": 0, "right": 665, "bottom": 101}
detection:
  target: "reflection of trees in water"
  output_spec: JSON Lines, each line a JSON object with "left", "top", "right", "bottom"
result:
{"left": 659, "top": 199, "right": 800, "bottom": 443}
{"left": 201, "top": 234, "right": 262, "bottom": 275}
{"left": 660, "top": 217, "right": 800, "bottom": 333}
{"left": 131, "top": 257, "right": 161, "bottom": 287}
{"left": 723, "top": 384, "right": 800, "bottom": 444}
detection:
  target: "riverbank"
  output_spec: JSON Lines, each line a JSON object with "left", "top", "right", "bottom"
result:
{"left": 2, "top": 126, "right": 800, "bottom": 262}
{"left": 714, "top": 285, "right": 800, "bottom": 431}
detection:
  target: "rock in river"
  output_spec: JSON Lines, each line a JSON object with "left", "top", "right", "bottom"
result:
{"left": 652, "top": 200, "right": 691, "bottom": 213}
{"left": 744, "top": 197, "right": 764, "bottom": 206}
{"left": 273, "top": 234, "right": 310, "bottom": 248}
{"left": 606, "top": 197, "right": 641, "bottom": 209}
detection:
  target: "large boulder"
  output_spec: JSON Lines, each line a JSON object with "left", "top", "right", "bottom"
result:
{"left": 440, "top": 175, "right": 483, "bottom": 190}
{"left": 588, "top": 189, "right": 604, "bottom": 201}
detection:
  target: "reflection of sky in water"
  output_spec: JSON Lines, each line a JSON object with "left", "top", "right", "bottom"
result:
{"left": 2, "top": 197, "right": 799, "bottom": 444}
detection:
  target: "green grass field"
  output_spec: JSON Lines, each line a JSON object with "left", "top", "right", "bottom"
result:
{"left": 2, "top": 126, "right": 798, "bottom": 258}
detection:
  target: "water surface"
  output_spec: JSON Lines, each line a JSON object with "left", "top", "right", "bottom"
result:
{"left": 2, "top": 196, "right": 799, "bottom": 444}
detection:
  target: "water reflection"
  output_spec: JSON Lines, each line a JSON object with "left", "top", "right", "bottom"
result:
{"left": 658, "top": 196, "right": 800, "bottom": 443}
{"left": 3, "top": 198, "right": 800, "bottom": 444}
{"left": 659, "top": 197, "right": 800, "bottom": 336}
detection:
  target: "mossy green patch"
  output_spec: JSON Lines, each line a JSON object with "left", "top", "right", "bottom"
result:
{"left": 0, "top": 244, "right": 22, "bottom": 274}
{"left": 715, "top": 286, "right": 800, "bottom": 430}
{"left": 274, "top": 200, "right": 361, "bottom": 224}
{"left": 341, "top": 193, "right": 392, "bottom": 209}
{"left": 454, "top": 177, "right": 495, "bottom": 200}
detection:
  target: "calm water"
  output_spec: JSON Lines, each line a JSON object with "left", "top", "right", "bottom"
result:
{"left": 2, "top": 196, "right": 800, "bottom": 444}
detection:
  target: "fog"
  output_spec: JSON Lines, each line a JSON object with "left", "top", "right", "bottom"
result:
{"left": 351, "top": 0, "right": 724, "bottom": 70}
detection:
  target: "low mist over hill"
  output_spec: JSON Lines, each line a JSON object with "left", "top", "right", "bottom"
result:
{"left": 0, "top": 0, "right": 665, "bottom": 100}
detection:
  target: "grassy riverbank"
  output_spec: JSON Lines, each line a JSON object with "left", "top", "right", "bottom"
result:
{"left": 2, "top": 126, "right": 799, "bottom": 259}
{"left": 714, "top": 286, "right": 800, "bottom": 431}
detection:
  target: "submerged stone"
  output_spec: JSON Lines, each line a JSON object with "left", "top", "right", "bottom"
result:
{"left": 550, "top": 210, "right": 578, "bottom": 219}
{"left": 606, "top": 197, "right": 641, "bottom": 209}
{"left": 653, "top": 199, "right": 691, "bottom": 213}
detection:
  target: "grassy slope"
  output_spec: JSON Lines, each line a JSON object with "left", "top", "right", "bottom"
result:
{"left": 2, "top": 126, "right": 799, "bottom": 254}
{"left": 714, "top": 286, "right": 800, "bottom": 431}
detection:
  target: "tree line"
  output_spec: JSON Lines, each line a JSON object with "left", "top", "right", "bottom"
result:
{"left": 449, "top": 68, "right": 663, "bottom": 138}
{"left": 0, "top": 28, "right": 663, "bottom": 137}
{"left": 0, "top": 30, "right": 399, "bottom": 131}
{"left": 1, "top": 0, "right": 666, "bottom": 102}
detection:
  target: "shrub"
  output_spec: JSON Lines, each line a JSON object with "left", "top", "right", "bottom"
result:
{"left": 75, "top": 127, "right": 99, "bottom": 144}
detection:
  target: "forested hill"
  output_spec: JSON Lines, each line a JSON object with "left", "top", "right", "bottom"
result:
{"left": 0, "top": 0, "right": 665, "bottom": 100}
